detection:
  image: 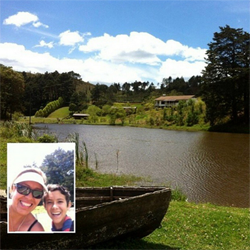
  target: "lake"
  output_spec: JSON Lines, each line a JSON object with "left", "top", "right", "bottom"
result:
{"left": 34, "top": 124, "right": 249, "bottom": 208}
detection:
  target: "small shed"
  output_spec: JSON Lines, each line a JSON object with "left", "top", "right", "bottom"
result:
{"left": 73, "top": 113, "right": 90, "bottom": 119}
{"left": 155, "top": 95, "right": 195, "bottom": 108}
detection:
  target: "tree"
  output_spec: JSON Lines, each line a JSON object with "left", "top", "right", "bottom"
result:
{"left": 23, "top": 72, "right": 44, "bottom": 116}
{"left": 69, "top": 91, "right": 88, "bottom": 112}
{"left": 59, "top": 72, "right": 76, "bottom": 104}
{"left": 238, "top": 33, "right": 250, "bottom": 124}
{"left": 86, "top": 105, "right": 101, "bottom": 123}
{"left": 122, "top": 82, "right": 131, "bottom": 98}
{"left": 131, "top": 81, "right": 141, "bottom": 93}
{"left": 109, "top": 107, "right": 126, "bottom": 125}
{"left": 188, "top": 76, "right": 202, "bottom": 95}
{"left": 0, "top": 65, "right": 25, "bottom": 119}
{"left": 41, "top": 148, "right": 74, "bottom": 198}
{"left": 162, "top": 76, "right": 172, "bottom": 90}
{"left": 170, "top": 77, "right": 188, "bottom": 94}
{"left": 202, "top": 25, "right": 250, "bottom": 125}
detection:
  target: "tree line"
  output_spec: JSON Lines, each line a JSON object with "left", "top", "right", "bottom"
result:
{"left": 0, "top": 25, "right": 249, "bottom": 127}
{"left": 0, "top": 64, "right": 202, "bottom": 118}
{"left": 88, "top": 75, "right": 202, "bottom": 107}
{"left": 0, "top": 68, "right": 94, "bottom": 119}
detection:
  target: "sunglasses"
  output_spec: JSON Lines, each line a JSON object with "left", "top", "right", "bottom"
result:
{"left": 14, "top": 183, "right": 44, "bottom": 199}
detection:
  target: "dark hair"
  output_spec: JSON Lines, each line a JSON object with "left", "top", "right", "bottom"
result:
{"left": 44, "top": 184, "right": 71, "bottom": 206}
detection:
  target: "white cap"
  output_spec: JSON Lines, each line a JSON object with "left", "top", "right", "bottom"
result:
{"left": 14, "top": 172, "right": 48, "bottom": 192}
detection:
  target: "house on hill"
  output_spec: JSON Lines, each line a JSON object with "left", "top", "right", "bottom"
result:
{"left": 155, "top": 95, "right": 195, "bottom": 108}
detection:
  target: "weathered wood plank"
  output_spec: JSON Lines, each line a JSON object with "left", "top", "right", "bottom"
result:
{"left": 1, "top": 186, "right": 171, "bottom": 249}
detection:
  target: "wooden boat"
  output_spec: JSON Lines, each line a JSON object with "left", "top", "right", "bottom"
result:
{"left": 0, "top": 186, "right": 171, "bottom": 249}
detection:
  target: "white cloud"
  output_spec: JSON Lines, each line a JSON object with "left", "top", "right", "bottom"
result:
{"left": 79, "top": 32, "right": 206, "bottom": 65}
{"left": 34, "top": 40, "right": 54, "bottom": 49}
{"left": 33, "top": 21, "right": 49, "bottom": 29}
{"left": 0, "top": 42, "right": 146, "bottom": 84}
{"left": 3, "top": 11, "right": 49, "bottom": 29}
{"left": 59, "top": 30, "right": 84, "bottom": 46}
{"left": 3, "top": 12, "right": 38, "bottom": 27}
{"left": 79, "top": 32, "right": 163, "bottom": 65}
{"left": 0, "top": 41, "right": 206, "bottom": 85}
{"left": 158, "top": 58, "right": 205, "bottom": 81}
{"left": 0, "top": 43, "right": 58, "bottom": 72}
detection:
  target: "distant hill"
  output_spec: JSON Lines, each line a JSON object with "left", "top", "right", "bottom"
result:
{"left": 76, "top": 80, "right": 95, "bottom": 94}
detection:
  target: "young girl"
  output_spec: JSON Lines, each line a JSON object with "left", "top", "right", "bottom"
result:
{"left": 43, "top": 184, "right": 74, "bottom": 232}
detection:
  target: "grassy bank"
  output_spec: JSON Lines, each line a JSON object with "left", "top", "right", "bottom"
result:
{"left": 92, "top": 201, "right": 250, "bottom": 250}
{"left": 20, "top": 103, "right": 248, "bottom": 134}
{"left": 0, "top": 123, "right": 249, "bottom": 249}
{"left": 21, "top": 115, "right": 210, "bottom": 132}
{"left": 19, "top": 114, "right": 248, "bottom": 134}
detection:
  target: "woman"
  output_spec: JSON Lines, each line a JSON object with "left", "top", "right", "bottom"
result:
{"left": 8, "top": 167, "right": 47, "bottom": 232}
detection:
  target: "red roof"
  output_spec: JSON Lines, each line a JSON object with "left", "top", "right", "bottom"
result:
{"left": 155, "top": 95, "right": 195, "bottom": 101}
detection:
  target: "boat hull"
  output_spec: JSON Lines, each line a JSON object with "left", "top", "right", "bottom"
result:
{"left": 1, "top": 186, "right": 171, "bottom": 249}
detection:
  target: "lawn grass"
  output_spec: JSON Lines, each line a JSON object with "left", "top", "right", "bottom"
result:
{"left": 48, "top": 106, "right": 70, "bottom": 118}
{"left": 147, "top": 201, "right": 249, "bottom": 250}
{"left": 94, "top": 201, "right": 250, "bottom": 250}
{"left": 76, "top": 167, "right": 144, "bottom": 187}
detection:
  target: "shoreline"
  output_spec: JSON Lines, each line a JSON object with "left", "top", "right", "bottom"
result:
{"left": 20, "top": 117, "right": 249, "bottom": 134}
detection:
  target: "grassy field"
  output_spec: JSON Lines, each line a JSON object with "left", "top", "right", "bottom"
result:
{"left": 48, "top": 106, "right": 70, "bottom": 118}
{"left": 92, "top": 201, "right": 250, "bottom": 250}
{"left": 1, "top": 122, "right": 249, "bottom": 249}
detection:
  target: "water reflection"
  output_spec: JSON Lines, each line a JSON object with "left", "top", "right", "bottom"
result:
{"left": 186, "top": 132, "right": 249, "bottom": 207}
{"left": 34, "top": 124, "right": 249, "bottom": 207}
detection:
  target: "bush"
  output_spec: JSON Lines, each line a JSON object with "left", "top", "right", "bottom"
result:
{"left": 35, "top": 109, "right": 44, "bottom": 117}
{"left": 102, "top": 105, "right": 111, "bottom": 116}
{"left": 0, "top": 121, "right": 33, "bottom": 139}
{"left": 12, "top": 112, "right": 23, "bottom": 121}
{"left": 35, "top": 97, "right": 64, "bottom": 117}
{"left": 37, "top": 134, "right": 58, "bottom": 142}
{"left": 69, "top": 103, "right": 78, "bottom": 112}
{"left": 186, "top": 111, "right": 199, "bottom": 126}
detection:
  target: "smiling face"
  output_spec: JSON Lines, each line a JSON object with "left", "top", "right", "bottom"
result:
{"left": 11, "top": 181, "right": 43, "bottom": 215}
{"left": 44, "top": 190, "right": 71, "bottom": 229}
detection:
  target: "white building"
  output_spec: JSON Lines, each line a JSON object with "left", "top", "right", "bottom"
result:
{"left": 155, "top": 95, "right": 195, "bottom": 108}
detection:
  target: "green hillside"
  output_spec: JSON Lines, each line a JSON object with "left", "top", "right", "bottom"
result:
{"left": 48, "top": 107, "right": 70, "bottom": 118}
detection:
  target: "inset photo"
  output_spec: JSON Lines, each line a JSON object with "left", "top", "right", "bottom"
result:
{"left": 7, "top": 143, "right": 75, "bottom": 233}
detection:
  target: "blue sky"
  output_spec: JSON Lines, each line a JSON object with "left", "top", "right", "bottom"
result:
{"left": 1, "top": 0, "right": 249, "bottom": 85}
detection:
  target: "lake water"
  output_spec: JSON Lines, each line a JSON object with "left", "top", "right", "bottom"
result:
{"left": 34, "top": 124, "right": 249, "bottom": 208}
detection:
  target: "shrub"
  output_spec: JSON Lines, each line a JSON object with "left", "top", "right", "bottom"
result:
{"left": 35, "top": 109, "right": 44, "bottom": 117}
{"left": 69, "top": 103, "right": 78, "bottom": 112}
{"left": 186, "top": 111, "right": 199, "bottom": 126}
{"left": 35, "top": 97, "right": 64, "bottom": 117}
{"left": 12, "top": 112, "right": 23, "bottom": 121}
{"left": 37, "top": 134, "right": 58, "bottom": 142}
